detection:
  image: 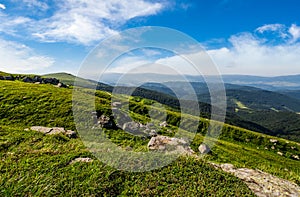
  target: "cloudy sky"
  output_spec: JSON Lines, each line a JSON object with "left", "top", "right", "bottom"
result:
{"left": 0, "top": 0, "right": 300, "bottom": 76}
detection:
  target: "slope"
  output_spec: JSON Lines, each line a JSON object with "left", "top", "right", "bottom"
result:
{"left": 0, "top": 80, "right": 299, "bottom": 196}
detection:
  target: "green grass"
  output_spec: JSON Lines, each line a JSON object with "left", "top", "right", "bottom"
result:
{"left": 43, "top": 72, "right": 98, "bottom": 88}
{"left": 0, "top": 126, "right": 254, "bottom": 196}
{"left": 0, "top": 80, "right": 299, "bottom": 195}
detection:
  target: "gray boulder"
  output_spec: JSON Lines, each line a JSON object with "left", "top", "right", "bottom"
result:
{"left": 149, "top": 130, "right": 157, "bottom": 137}
{"left": 29, "top": 126, "right": 77, "bottom": 138}
{"left": 65, "top": 130, "right": 77, "bottom": 138}
{"left": 211, "top": 163, "right": 300, "bottom": 197}
{"left": 23, "top": 77, "right": 33, "bottom": 83}
{"left": 98, "top": 115, "right": 115, "bottom": 129}
{"left": 48, "top": 127, "right": 65, "bottom": 135}
{"left": 30, "top": 126, "right": 52, "bottom": 134}
{"left": 147, "top": 135, "right": 194, "bottom": 155}
{"left": 198, "top": 144, "right": 211, "bottom": 154}
{"left": 4, "top": 76, "right": 14, "bottom": 80}
{"left": 69, "top": 157, "right": 93, "bottom": 165}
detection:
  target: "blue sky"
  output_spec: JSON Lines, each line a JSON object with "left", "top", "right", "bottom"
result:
{"left": 0, "top": 0, "right": 300, "bottom": 76}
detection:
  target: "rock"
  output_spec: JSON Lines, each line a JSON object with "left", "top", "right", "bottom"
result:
{"left": 122, "top": 121, "right": 139, "bottom": 131}
{"left": 271, "top": 146, "right": 275, "bottom": 150}
{"left": 147, "top": 135, "right": 194, "bottom": 155}
{"left": 23, "top": 77, "right": 33, "bottom": 83}
{"left": 277, "top": 152, "right": 283, "bottom": 156}
{"left": 211, "top": 163, "right": 300, "bottom": 197}
{"left": 43, "top": 78, "right": 59, "bottom": 85}
{"left": 198, "top": 144, "right": 211, "bottom": 154}
{"left": 29, "top": 126, "right": 76, "bottom": 138}
{"left": 30, "top": 126, "right": 52, "bottom": 134}
{"left": 48, "top": 127, "right": 65, "bottom": 135}
{"left": 4, "top": 76, "right": 14, "bottom": 80}
{"left": 146, "top": 123, "right": 154, "bottom": 127}
{"left": 292, "top": 155, "right": 299, "bottom": 160}
{"left": 270, "top": 139, "right": 278, "bottom": 143}
{"left": 69, "top": 157, "right": 93, "bottom": 165}
{"left": 33, "top": 76, "right": 42, "bottom": 83}
{"left": 112, "top": 102, "right": 122, "bottom": 107}
{"left": 149, "top": 130, "right": 157, "bottom": 137}
{"left": 65, "top": 130, "right": 77, "bottom": 138}
{"left": 98, "top": 115, "right": 115, "bottom": 129}
{"left": 56, "top": 82, "right": 67, "bottom": 88}
{"left": 159, "top": 121, "right": 168, "bottom": 127}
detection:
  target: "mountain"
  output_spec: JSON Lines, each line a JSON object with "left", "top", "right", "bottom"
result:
{"left": 0, "top": 79, "right": 299, "bottom": 196}
{"left": 3, "top": 71, "right": 300, "bottom": 142}
{"left": 91, "top": 72, "right": 300, "bottom": 91}
{"left": 42, "top": 73, "right": 277, "bottom": 135}
{"left": 141, "top": 81, "right": 300, "bottom": 141}
{"left": 39, "top": 72, "right": 300, "bottom": 142}
{"left": 142, "top": 82, "right": 300, "bottom": 112}
{"left": 0, "top": 81, "right": 300, "bottom": 196}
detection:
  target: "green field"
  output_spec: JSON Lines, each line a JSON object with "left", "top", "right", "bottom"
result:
{"left": 0, "top": 80, "right": 299, "bottom": 196}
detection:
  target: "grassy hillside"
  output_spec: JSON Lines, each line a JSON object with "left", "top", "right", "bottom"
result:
{"left": 142, "top": 82, "right": 300, "bottom": 142}
{"left": 1, "top": 125, "right": 256, "bottom": 196}
{"left": 43, "top": 73, "right": 99, "bottom": 88}
{"left": 0, "top": 80, "right": 299, "bottom": 195}
{"left": 41, "top": 73, "right": 276, "bottom": 136}
{"left": 143, "top": 82, "right": 300, "bottom": 112}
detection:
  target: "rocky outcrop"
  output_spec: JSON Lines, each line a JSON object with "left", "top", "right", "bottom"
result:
{"left": 0, "top": 75, "right": 68, "bottom": 88}
{"left": 28, "top": 126, "right": 76, "bottom": 138}
{"left": 147, "top": 135, "right": 194, "bottom": 155}
{"left": 198, "top": 144, "right": 211, "bottom": 154}
{"left": 159, "top": 121, "right": 168, "bottom": 127}
{"left": 69, "top": 157, "right": 93, "bottom": 165}
{"left": 0, "top": 76, "right": 14, "bottom": 80}
{"left": 211, "top": 163, "right": 300, "bottom": 197}
{"left": 98, "top": 115, "right": 115, "bottom": 129}
{"left": 56, "top": 82, "right": 67, "bottom": 88}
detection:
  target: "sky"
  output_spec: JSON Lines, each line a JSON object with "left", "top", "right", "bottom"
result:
{"left": 0, "top": 0, "right": 300, "bottom": 76}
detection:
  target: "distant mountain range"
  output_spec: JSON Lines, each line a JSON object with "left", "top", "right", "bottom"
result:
{"left": 93, "top": 73, "right": 300, "bottom": 91}
{"left": 42, "top": 72, "right": 300, "bottom": 142}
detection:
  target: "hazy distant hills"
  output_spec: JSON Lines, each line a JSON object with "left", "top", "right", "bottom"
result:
{"left": 90, "top": 72, "right": 300, "bottom": 91}
{"left": 141, "top": 82, "right": 300, "bottom": 112}
{"left": 39, "top": 72, "right": 300, "bottom": 142}
{"left": 43, "top": 72, "right": 300, "bottom": 113}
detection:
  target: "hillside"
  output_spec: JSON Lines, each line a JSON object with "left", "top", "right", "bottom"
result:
{"left": 142, "top": 82, "right": 300, "bottom": 142}
{"left": 88, "top": 73, "right": 300, "bottom": 91}
{"left": 41, "top": 73, "right": 277, "bottom": 136}
{"left": 142, "top": 82, "right": 300, "bottom": 112}
{"left": 0, "top": 80, "right": 299, "bottom": 196}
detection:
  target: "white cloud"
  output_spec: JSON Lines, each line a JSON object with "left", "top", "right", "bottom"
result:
{"left": 256, "top": 24, "right": 285, "bottom": 33}
{"left": 147, "top": 26, "right": 300, "bottom": 76}
{"left": 20, "top": 0, "right": 49, "bottom": 10}
{"left": 256, "top": 24, "right": 288, "bottom": 39}
{"left": 32, "top": 0, "right": 165, "bottom": 45}
{"left": 0, "top": 3, "right": 5, "bottom": 9}
{"left": 0, "top": 0, "right": 165, "bottom": 45}
{"left": 0, "top": 13, "right": 32, "bottom": 35}
{"left": 207, "top": 33, "right": 300, "bottom": 76}
{"left": 106, "top": 55, "right": 152, "bottom": 73}
{"left": 289, "top": 24, "right": 300, "bottom": 42}
{"left": 0, "top": 38, "right": 55, "bottom": 73}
